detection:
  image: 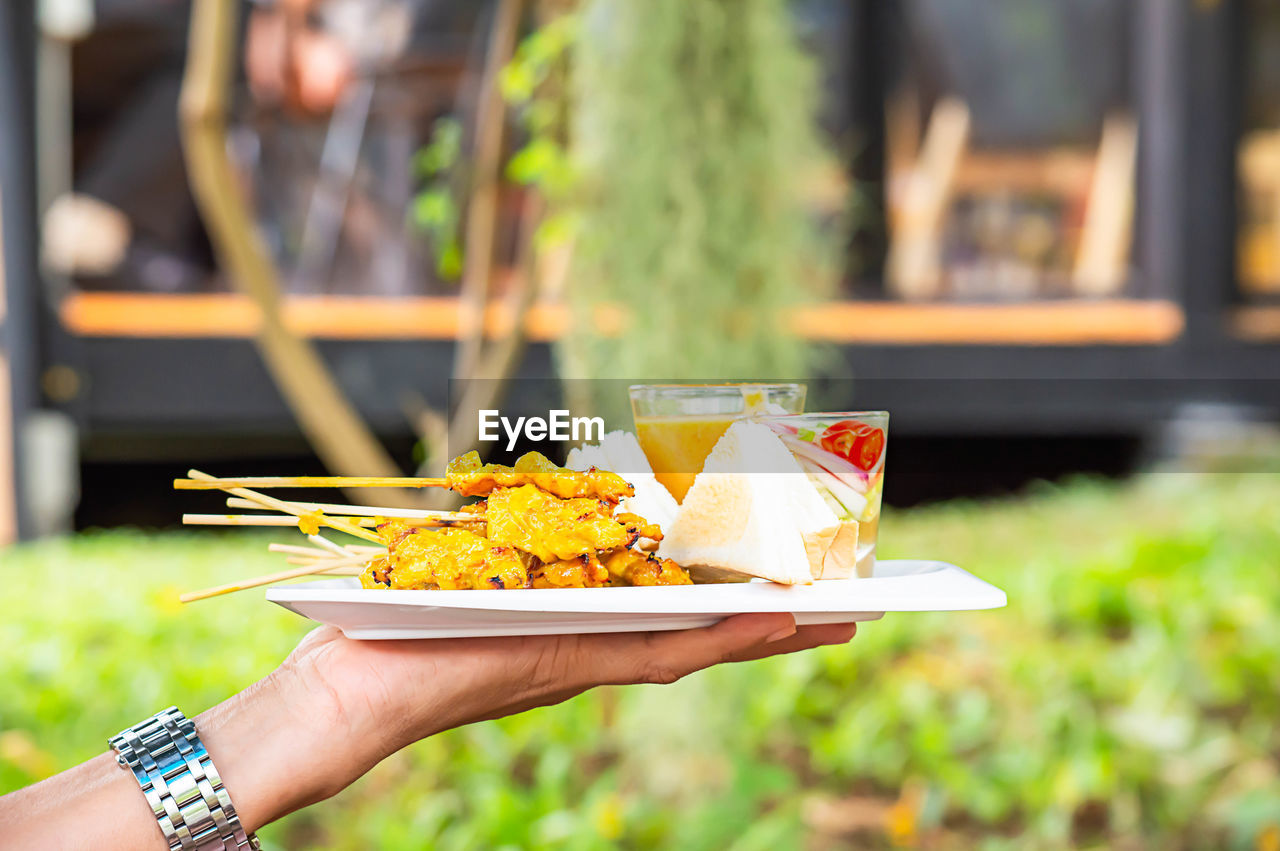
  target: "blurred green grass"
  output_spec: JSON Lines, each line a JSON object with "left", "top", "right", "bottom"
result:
{"left": 3, "top": 473, "right": 1279, "bottom": 849}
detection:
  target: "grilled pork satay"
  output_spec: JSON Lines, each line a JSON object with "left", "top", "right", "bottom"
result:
{"left": 361, "top": 484, "right": 688, "bottom": 590}
{"left": 529, "top": 553, "right": 611, "bottom": 588}
{"left": 615, "top": 513, "right": 663, "bottom": 542}
{"left": 446, "top": 451, "right": 635, "bottom": 505}
{"left": 601, "top": 548, "right": 692, "bottom": 586}
{"left": 483, "top": 484, "right": 641, "bottom": 562}
{"left": 479, "top": 545, "right": 530, "bottom": 590}
{"left": 362, "top": 522, "right": 531, "bottom": 590}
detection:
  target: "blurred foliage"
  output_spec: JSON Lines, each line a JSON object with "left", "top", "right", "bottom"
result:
{"left": 411, "top": 117, "right": 465, "bottom": 281}
{"left": 501, "top": 11, "right": 580, "bottom": 254}
{"left": 3, "top": 473, "right": 1280, "bottom": 849}
{"left": 410, "top": 10, "right": 580, "bottom": 284}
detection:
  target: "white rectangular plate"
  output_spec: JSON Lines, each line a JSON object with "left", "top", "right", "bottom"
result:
{"left": 266, "top": 560, "right": 1006, "bottom": 639}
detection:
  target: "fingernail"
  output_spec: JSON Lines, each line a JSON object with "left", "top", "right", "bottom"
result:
{"left": 766, "top": 625, "right": 796, "bottom": 643}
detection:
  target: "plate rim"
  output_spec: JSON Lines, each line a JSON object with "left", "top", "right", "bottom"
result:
{"left": 265, "top": 559, "right": 1008, "bottom": 615}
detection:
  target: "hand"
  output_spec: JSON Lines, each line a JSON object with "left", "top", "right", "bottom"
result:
{"left": 0, "top": 614, "right": 855, "bottom": 849}
{"left": 200, "top": 614, "right": 856, "bottom": 831}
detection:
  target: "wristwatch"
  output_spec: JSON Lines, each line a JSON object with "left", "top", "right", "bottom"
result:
{"left": 109, "top": 707, "right": 260, "bottom": 850}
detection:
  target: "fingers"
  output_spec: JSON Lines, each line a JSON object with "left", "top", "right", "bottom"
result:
{"left": 583, "top": 613, "right": 795, "bottom": 686}
{"left": 583, "top": 615, "right": 859, "bottom": 687}
{"left": 723, "top": 621, "right": 857, "bottom": 663}
{"left": 426, "top": 619, "right": 858, "bottom": 738}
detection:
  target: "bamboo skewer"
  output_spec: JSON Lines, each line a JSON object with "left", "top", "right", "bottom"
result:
{"left": 179, "top": 552, "right": 371, "bottom": 603}
{"left": 268, "top": 543, "right": 385, "bottom": 558}
{"left": 225, "top": 497, "right": 467, "bottom": 520}
{"left": 183, "top": 514, "right": 478, "bottom": 529}
{"left": 179, "top": 471, "right": 481, "bottom": 602}
{"left": 271, "top": 543, "right": 341, "bottom": 558}
{"left": 174, "top": 476, "right": 447, "bottom": 490}
{"left": 308, "top": 533, "right": 355, "bottom": 559}
{"left": 184, "top": 469, "right": 386, "bottom": 545}
{"left": 274, "top": 539, "right": 364, "bottom": 567}
{"left": 186, "top": 514, "right": 375, "bottom": 528}
{"left": 285, "top": 558, "right": 362, "bottom": 572}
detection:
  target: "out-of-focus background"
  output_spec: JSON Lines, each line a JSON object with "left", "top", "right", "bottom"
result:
{"left": 2, "top": 0, "right": 1279, "bottom": 848}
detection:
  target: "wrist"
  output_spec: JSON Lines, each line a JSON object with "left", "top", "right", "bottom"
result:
{"left": 281, "top": 630, "right": 458, "bottom": 759}
{"left": 195, "top": 666, "right": 350, "bottom": 832}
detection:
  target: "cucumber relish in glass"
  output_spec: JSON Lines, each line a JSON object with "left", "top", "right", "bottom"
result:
{"left": 750, "top": 411, "right": 888, "bottom": 577}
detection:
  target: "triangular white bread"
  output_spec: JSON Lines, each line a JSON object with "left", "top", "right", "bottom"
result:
{"left": 659, "top": 422, "right": 843, "bottom": 584}
{"left": 818, "top": 521, "right": 860, "bottom": 580}
{"left": 567, "top": 431, "right": 679, "bottom": 530}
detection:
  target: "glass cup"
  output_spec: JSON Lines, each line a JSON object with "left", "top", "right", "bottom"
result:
{"left": 750, "top": 411, "right": 888, "bottom": 577}
{"left": 629, "top": 383, "right": 806, "bottom": 503}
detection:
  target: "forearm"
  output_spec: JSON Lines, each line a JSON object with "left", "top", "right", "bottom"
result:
{"left": 0, "top": 668, "right": 350, "bottom": 848}
{"left": 0, "top": 751, "right": 167, "bottom": 850}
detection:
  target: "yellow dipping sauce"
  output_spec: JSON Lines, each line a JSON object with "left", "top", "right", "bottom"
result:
{"left": 634, "top": 416, "right": 738, "bottom": 503}
{"left": 630, "top": 383, "right": 806, "bottom": 502}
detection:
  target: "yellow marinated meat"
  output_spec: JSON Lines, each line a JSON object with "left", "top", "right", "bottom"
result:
{"left": 357, "top": 476, "right": 688, "bottom": 590}
{"left": 484, "top": 484, "right": 638, "bottom": 562}
{"left": 445, "top": 451, "right": 635, "bottom": 505}
{"left": 380, "top": 527, "right": 488, "bottom": 589}
{"left": 615, "top": 513, "right": 663, "bottom": 542}
{"left": 360, "top": 555, "right": 394, "bottom": 589}
{"left": 360, "top": 523, "right": 531, "bottom": 590}
{"left": 377, "top": 519, "right": 418, "bottom": 550}
{"left": 477, "top": 545, "right": 530, "bottom": 590}
{"left": 529, "top": 553, "right": 611, "bottom": 588}
{"left": 601, "top": 548, "right": 692, "bottom": 586}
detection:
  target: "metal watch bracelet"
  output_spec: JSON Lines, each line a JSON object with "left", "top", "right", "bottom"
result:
{"left": 109, "top": 707, "right": 259, "bottom": 851}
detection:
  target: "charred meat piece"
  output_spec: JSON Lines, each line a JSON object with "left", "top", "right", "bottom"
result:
{"left": 481, "top": 545, "right": 530, "bottom": 590}
{"left": 445, "top": 451, "right": 634, "bottom": 505}
{"left": 484, "top": 484, "right": 638, "bottom": 562}
{"left": 361, "top": 522, "right": 531, "bottom": 590}
{"left": 529, "top": 553, "right": 611, "bottom": 588}
{"left": 601, "top": 548, "right": 692, "bottom": 586}
{"left": 363, "top": 555, "right": 394, "bottom": 588}
{"left": 615, "top": 512, "right": 663, "bottom": 543}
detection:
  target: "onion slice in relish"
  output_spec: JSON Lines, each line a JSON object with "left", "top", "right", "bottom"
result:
{"left": 775, "top": 432, "right": 871, "bottom": 482}
{"left": 796, "top": 457, "right": 870, "bottom": 518}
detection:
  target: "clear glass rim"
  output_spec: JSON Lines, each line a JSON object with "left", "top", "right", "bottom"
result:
{"left": 629, "top": 382, "right": 805, "bottom": 399}
{"left": 750, "top": 410, "right": 889, "bottom": 421}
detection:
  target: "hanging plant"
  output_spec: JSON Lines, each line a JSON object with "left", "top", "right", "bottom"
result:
{"left": 412, "top": 0, "right": 844, "bottom": 403}
{"left": 559, "top": 0, "right": 843, "bottom": 384}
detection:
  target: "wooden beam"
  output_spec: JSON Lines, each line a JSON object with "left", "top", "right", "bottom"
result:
{"left": 60, "top": 292, "right": 1184, "bottom": 346}
{"left": 886, "top": 97, "right": 970, "bottom": 299}
{"left": 1073, "top": 114, "right": 1138, "bottom": 296}
{"left": 1231, "top": 305, "right": 1280, "bottom": 342}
